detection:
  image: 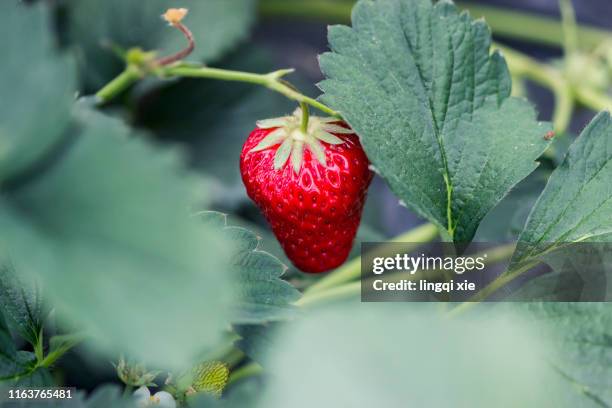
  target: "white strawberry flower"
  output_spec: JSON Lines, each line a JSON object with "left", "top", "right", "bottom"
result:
{"left": 133, "top": 386, "right": 176, "bottom": 408}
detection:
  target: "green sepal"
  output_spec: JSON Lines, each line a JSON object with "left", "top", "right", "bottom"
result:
{"left": 307, "top": 138, "right": 327, "bottom": 166}
{"left": 252, "top": 108, "right": 351, "bottom": 174}
{"left": 274, "top": 137, "right": 293, "bottom": 170}
{"left": 251, "top": 128, "right": 286, "bottom": 152}
{"left": 314, "top": 131, "right": 344, "bottom": 145}
{"left": 291, "top": 141, "right": 304, "bottom": 174}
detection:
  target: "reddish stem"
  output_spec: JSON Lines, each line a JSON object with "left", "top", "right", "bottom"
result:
{"left": 157, "top": 22, "right": 195, "bottom": 66}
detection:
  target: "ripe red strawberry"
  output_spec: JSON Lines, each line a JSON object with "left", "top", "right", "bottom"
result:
{"left": 240, "top": 108, "right": 373, "bottom": 273}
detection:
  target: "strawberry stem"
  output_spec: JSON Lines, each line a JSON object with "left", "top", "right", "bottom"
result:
{"left": 94, "top": 8, "right": 341, "bottom": 118}
{"left": 300, "top": 102, "right": 310, "bottom": 133}
{"left": 448, "top": 259, "right": 540, "bottom": 317}
{"left": 297, "top": 241, "right": 518, "bottom": 308}
{"left": 157, "top": 21, "right": 195, "bottom": 66}
{"left": 95, "top": 65, "right": 142, "bottom": 103}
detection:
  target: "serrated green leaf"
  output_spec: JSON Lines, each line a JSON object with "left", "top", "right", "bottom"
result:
{"left": 513, "top": 112, "right": 612, "bottom": 265}
{"left": 0, "top": 311, "right": 23, "bottom": 380}
{"left": 318, "top": 0, "right": 551, "bottom": 243}
{"left": 0, "top": 313, "right": 41, "bottom": 385}
{"left": 0, "top": 1, "right": 75, "bottom": 186}
{"left": 201, "top": 212, "right": 301, "bottom": 324}
{"left": 11, "top": 363, "right": 54, "bottom": 388}
{"left": 67, "top": 0, "right": 256, "bottom": 91}
{"left": 0, "top": 352, "right": 38, "bottom": 385}
{"left": 0, "top": 262, "right": 44, "bottom": 347}
{"left": 0, "top": 110, "right": 232, "bottom": 370}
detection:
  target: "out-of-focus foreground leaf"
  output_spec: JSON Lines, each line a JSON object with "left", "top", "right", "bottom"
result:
{"left": 0, "top": 107, "right": 233, "bottom": 370}
{"left": 66, "top": 0, "right": 257, "bottom": 91}
{"left": 518, "top": 303, "right": 612, "bottom": 407}
{"left": 0, "top": 1, "right": 75, "bottom": 186}
{"left": 0, "top": 385, "right": 135, "bottom": 407}
{"left": 256, "top": 304, "right": 566, "bottom": 407}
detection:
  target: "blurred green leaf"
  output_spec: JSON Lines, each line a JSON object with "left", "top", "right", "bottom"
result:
{"left": 511, "top": 244, "right": 612, "bottom": 302}
{"left": 189, "top": 377, "right": 261, "bottom": 408}
{"left": 520, "top": 303, "right": 612, "bottom": 407}
{"left": 0, "top": 261, "right": 44, "bottom": 347}
{"left": 83, "top": 385, "right": 134, "bottom": 408}
{"left": 257, "top": 305, "right": 565, "bottom": 407}
{"left": 513, "top": 112, "right": 612, "bottom": 265}
{"left": 234, "top": 324, "right": 277, "bottom": 365}
{"left": 0, "top": 385, "right": 135, "bottom": 407}
{"left": 67, "top": 0, "right": 257, "bottom": 91}
{"left": 200, "top": 212, "right": 300, "bottom": 324}
{"left": 0, "top": 1, "right": 75, "bottom": 186}
{"left": 0, "top": 108, "right": 232, "bottom": 370}
{"left": 319, "top": 0, "right": 551, "bottom": 243}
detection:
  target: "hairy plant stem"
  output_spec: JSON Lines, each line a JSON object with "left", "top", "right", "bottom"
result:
{"left": 123, "top": 384, "right": 134, "bottom": 398}
{"left": 300, "top": 102, "right": 310, "bottom": 133}
{"left": 95, "top": 66, "right": 142, "bottom": 103}
{"left": 448, "top": 260, "right": 540, "bottom": 316}
{"left": 298, "top": 235, "right": 516, "bottom": 308}
{"left": 231, "top": 242, "right": 518, "bottom": 384}
{"left": 498, "top": 44, "right": 612, "bottom": 129}
{"left": 559, "top": 0, "right": 579, "bottom": 56}
{"left": 227, "top": 362, "right": 263, "bottom": 387}
{"left": 95, "top": 63, "right": 339, "bottom": 117}
{"left": 156, "top": 22, "right": 195, "bottom": 66}
{"left": 459, "top": 2, "right": 610, "bottom": 51}
{"left": 34, "top": 330, "right": 44, "bottom": 363}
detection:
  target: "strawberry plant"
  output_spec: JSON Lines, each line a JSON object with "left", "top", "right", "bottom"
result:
{"left": 2, "top": 0, "right": 612, "bottom": 407}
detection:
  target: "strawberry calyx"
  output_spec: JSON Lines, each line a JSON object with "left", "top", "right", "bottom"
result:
{"left": 250, "top": 108, "right": 353, "bottom": 174}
